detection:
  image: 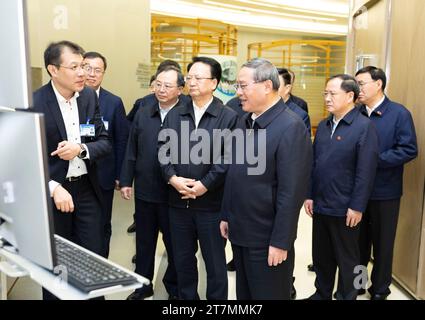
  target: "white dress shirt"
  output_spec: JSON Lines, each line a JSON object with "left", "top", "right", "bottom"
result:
{"left": 193, "top": 97, "right": 213, "bottom": 128}
{"left": 48, "top": 82, "right": 89, "bottom": 196}
{"left": 159, "top": 98, "right": 179, "bottom": 123}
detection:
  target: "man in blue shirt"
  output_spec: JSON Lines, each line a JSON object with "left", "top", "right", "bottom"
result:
{"left": 305, "top": 74, "right": 378, "bottom": 300}
{"left": 355, "top": 66, "right": 418, "bottom": 300}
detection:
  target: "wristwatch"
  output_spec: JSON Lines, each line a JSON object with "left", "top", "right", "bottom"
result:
{"left": 78, "top": 143, "right": 87, "bottom": 159}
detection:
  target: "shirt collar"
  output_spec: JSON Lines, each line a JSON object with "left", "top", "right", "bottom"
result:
{"left": 180, "top": 96, "right": 220, "bottom": 117}
{"left": 159, "top": 98, "right": 179, "bottom": 113}
{"left": 326, "top": 106, "right": 357, "bottom": 127}
{"left": 366, "top": 95, "right": 385, "bottom": 115}
{"left": 51, "top": 81, "right": 79, "bottom": 104}
{"left": 247, "top": 98, "right": 285, "bottom": 129}
{"left": 193, "top": 97, "right": 213, "bottom": 112}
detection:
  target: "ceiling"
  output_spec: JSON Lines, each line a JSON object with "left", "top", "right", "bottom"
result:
{"left": 150, "top": 0, "right": 350, "bottom": 36}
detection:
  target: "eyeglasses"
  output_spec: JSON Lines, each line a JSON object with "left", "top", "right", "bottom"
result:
{"left": 357, "top": 80, "right": 376, "bottom": 88}
{"left": 322, "top": 91, "right": 344, "bottom": 98}
{"left": 185, "top": 75, "right": 213, "bottom": 82}
{"left": 154, "top": 82, "right": 178, "bottom": 91}
{"left": 57, "top": 64, "right": 92, "bottom": 73}
{"left": 86, "top": 66, "right": 105, "bottom": 75}
{"left": 233, "top": 81, "right": 263, "bottom": 91}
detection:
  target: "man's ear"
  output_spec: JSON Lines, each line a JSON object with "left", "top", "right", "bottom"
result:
{"left": 264, "top": 79, "right": 274, "bottom": 94}
{"left": 376, "top": 79, "right": 383, "bottom": 91}
{"left": 211, "top": 78, "right": 218, "bottom": 91}
{"left": 47, "top": 64, "right": 58, "bottom": 78}
{"left": 347, "top": 91, "right": 355, "bottom": 103}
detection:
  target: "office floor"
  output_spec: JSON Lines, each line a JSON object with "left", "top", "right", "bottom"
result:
{"left": 7, "top": 192, "right": 412, "bottom": 300}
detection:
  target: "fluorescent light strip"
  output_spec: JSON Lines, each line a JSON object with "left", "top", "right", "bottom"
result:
{"left": 151, "top": 0, "right": 348, "bottom": 35}
{"left": 167, "top": 0, "right": 251, "bottom": 15}
{"left": 203, "top": 0, "right": 336, "bottom": 21}
{"left": 222, "top": 19, "right": 347, "bottom": 35}
{"left": 235, "top": 0, "right": 348, "bottom": 18}
{"left": 260, "top": 0, "right": 349, "bottom": 15}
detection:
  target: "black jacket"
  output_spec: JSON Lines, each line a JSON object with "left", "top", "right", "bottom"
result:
{"left": 120, "top": 99, "right": 186, "bottom": 203}
{"left": 159, "top": 97, "right": 238, "bottom": 211}
{"left": 222, "top": 99, "right": 313, "bottom": 250}
{"left": 288, "top": 94, "right": 308, "bottom": 113}
{"left": 32, "top": 82, "right": 111, "bottom": 201}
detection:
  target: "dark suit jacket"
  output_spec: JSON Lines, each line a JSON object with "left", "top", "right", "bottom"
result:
{"left": 311, "top": 107, "right": 378, "bottom": 216}
{"left": 359, "top": 97, "right": 417, "bottom": 200}
{"left": 97, "top": 88, "right": 129, "bottom": 190}
{"left": 286, "top": 101, "right": 311, "bottom": 137}
{"left": 222, "top": 100, "right": 312, "bottom": 250}
{"left": 120, "top": 99, "right": 187, "bottom": 203}
{"left": 225, "top": 96, "right": 246, "bottom": 118}
{"left": 288, "top": 94, "right": 308, "bottom": 113}
{"left": 32, "top": 82, "right": 112, "bottom": 201}
{"left": 159, "top": 96, "right": 238, "bottom": 211}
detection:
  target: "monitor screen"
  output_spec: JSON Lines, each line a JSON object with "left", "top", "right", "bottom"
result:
{"left": 0, "top": 0, "right": 32, "bottom": 109}
{"left": 0, "top": 110, "right": 56, "bottom": 270}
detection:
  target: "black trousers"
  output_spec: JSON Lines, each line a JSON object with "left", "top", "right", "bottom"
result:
{"left": 359, "top": 199, "right": 400, "bottom": 296}
{"left": 134, "top": 199, "right": 178, "bottom": 297}
{"left": 232, "top": 244, "right": 294, "bottom": 300}
{"left": 169, "top": 207, "right": 227, "bottom": 300}
{"left": 100, "top": 188, "right": 114, "bottom": 258}
{"left": 312, "top": 213, "right": 360, "bottom": 300}
{"left": 43, "top": 175, "right": 103, "bottom": 300}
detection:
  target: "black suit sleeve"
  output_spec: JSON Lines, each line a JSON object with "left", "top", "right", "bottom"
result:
{"left": 85, "top": 95, "right": 112, "bottom": 163}
{"left": 271, "top": 121, "right": 313, "bottom": 250}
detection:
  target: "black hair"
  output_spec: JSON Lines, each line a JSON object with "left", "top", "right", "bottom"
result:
{"left": 155, "top": 65, "right": 185, "bottom": 87}
{"left": 44, "top": 40, "right": 85, "bottom": 76}
{"left": 157, "top": 59, "right": 181, "bottom": 72}
{"left": 83, "top": 51, "right": 107, "bottom": 70}
{"left": 277, "top": 68, "right": 292, "bottom": 86}
{"left": 355, "top": 66, "right": 387, "bottom": 91}
{"left": 328, "top": 74, "right": 360, "bottom": 102}
{"left": 187, "top": 56, "right": 222, "bottom": 85}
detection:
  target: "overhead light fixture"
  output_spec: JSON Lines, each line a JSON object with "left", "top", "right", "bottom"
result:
{"left": 150, "top": 0, "right": 348, "bottom": 35}
{"left": 203, "top": 0, "right": 337, "bottom": 21}
{"left": 258, "top": 0, "right": 349, "bottom": 17}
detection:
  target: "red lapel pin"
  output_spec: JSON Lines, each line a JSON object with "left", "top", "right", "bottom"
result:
{"left": 337, "top": 136, "right": 342, "bottom": 141}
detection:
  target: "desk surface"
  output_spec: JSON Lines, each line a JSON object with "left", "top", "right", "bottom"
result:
{"left": 0, "top": 235, "right": 149, "bottom": 300}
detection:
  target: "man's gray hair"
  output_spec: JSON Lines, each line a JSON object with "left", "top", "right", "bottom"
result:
{"left": 241, "top": 58, "right": 280, "bottom": 90}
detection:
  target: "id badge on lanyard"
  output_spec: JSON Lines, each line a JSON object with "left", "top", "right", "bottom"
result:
{"left": 80, "top": 119, "right": 95, "bottom": 137}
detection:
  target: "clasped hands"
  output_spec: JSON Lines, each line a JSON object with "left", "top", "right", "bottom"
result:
{"left": 169, "top": 176, "right": 207, "bottom": 199}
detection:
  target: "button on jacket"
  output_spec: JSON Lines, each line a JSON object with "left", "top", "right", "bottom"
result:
{"left": 311, "top": 107, "right": 379, "bottom": 217}
{"left": 359, "top": 97, "right": 418, "bottom": 200}
{"left": 159, "top": 97, "right": 238, "bottom": 211}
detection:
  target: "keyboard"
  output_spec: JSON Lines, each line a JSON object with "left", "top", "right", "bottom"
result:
{"left": 54, "top": 236, "right": 139, "bottom": 293}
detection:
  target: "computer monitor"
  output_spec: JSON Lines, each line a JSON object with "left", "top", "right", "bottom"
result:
{"left": 0, "top": 0, "right": 32, "bottom": 109}
{"left": 0, "top": 110, "right": 57, "bottom": 270}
